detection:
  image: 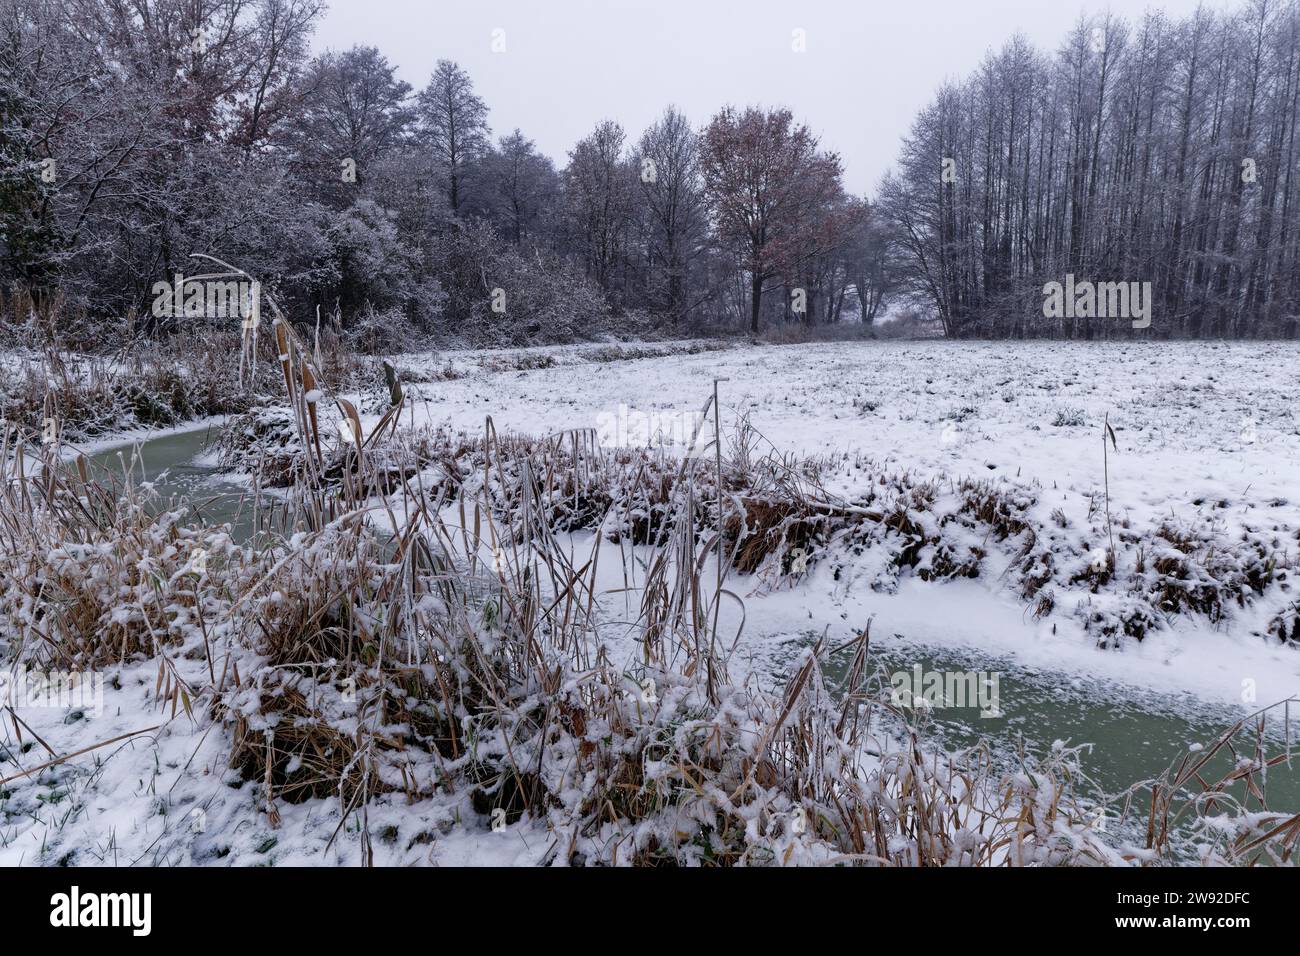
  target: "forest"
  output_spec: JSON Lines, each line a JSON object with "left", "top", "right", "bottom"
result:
{"left": 1, "top": 0, "right": 1297, "bottom": 342}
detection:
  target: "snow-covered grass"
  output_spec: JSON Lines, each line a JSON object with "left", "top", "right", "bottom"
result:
{"left": 3, "top": 333, "right": 1298, "bottom": 867}
{"left": 0, "top": 417, "right": 1134, "bottom": 867}
{"left": 0, "top": 334, "right": 256, "bottom": 443}
{"left": 379, "top": 340, "right": 1300, "bottom": 673}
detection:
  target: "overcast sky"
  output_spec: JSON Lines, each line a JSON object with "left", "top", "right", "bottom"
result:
{"left": 312, "top": 0, "right": 1238, "bottom": 195}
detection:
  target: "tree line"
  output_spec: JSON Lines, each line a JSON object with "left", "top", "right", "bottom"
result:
{"left": 0, "top": 0, "right": 889, "bottom": 344}
{"left": 879, "top": 0, "right": 1300, "bottom": 338}
{"left": 2, "top": 0, "right": 1296, "bottom": 342}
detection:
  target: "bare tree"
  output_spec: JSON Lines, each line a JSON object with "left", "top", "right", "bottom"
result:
{"left": 564, "top": 120, "right": 635, "bottom": 301}
{"left": 701, "top": 106, "right": 844, "bottom": 332}
{"left": 280, "top": 46, "right": 414, "bottom": 199}
{"left": 416, "top": 60, "right": 489, "bottom": 217}
{"left": 633, "top": 106, "right": 706, "bottom": 324}
{"left": 478, "top": 130, "right": 561, "bottom": 247}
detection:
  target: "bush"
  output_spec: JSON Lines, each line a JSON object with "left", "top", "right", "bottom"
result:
{"left": 344, "top": 304, "right": 427, "bottom": 354}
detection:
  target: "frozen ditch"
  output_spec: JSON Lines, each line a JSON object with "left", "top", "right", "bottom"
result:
{"left": 65, "top": 419, "right": 1300, "bottom": 861}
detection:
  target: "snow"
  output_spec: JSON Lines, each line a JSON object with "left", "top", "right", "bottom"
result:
{"left": 377, "top": 339, "right": 1300, "bottom": 710}
{"left": 4, "top": 338, "right": 1299, "bottom": 867}
{"left": 389, "top": 340, "right": 1299, "bottom": 498}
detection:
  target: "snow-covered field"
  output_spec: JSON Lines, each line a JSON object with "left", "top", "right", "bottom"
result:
{"left": 3, "top": 338, "right": 1299, "bottom": 867}
{"left": 386, "top": 339, "right": 1300, "bottom": 708}
{"left": 395, "top": 340, "right": 1299, "bottom": 503}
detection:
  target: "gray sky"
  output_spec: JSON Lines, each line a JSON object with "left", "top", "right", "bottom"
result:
{"left": 313, "top": 0, "right": 1236, "bottom": 195}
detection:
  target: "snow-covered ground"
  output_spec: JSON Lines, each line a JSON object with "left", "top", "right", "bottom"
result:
{"left": 4, "top": 339, "right": 1299, "bottom": 867}
{"left": 383, "top": 339, "right": 1300, "bottom": 710}
{"left": 392, "top": 340, "right": 1298, "bottom": 502}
